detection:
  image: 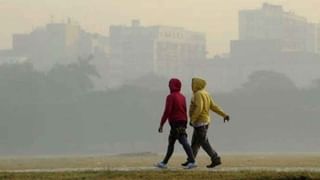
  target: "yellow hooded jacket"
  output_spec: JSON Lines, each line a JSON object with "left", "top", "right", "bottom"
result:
{"left": 189, "top": 78, "right": 227, "bottom": 125}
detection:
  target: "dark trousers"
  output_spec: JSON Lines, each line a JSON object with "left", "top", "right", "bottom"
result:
{"left": 162, "top": 123, "right": 195, "bottom": 164}
{"left": 188, "top": 125, "right": 219, "bottom": 162}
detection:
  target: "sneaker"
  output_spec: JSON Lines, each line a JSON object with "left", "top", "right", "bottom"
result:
{"left": 184, "top": 162, "right": 197, "bottom": 169}
{"left": 181, "top": 161, "right": 189, "bottom": 167}
{"left": 155, "top": 162, "right": 167, "bottom": 169}
{"left": 206, "top": 157, "right": 221, "bottom": 168}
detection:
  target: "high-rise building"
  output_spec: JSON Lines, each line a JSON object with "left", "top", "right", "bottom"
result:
{"left": 13, "top": 21, "right": 81, "bottom": 57}
{"left": 11, "top": 20, "right": 108, "bottom": 70}
{"left": 109, "top": 20, "right": 206, "bottom": 85}
{"left": 237, "top": 3, "right": 318, "bottom": 54}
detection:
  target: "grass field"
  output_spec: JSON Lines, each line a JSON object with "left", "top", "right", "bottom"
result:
{"left": 1, "top": 153, "right": 320, "bottom": 179}
{"left": 1, "top": 153, "right": 320, "bottom": 170}
{"left": 1, "top": 170, "right": 320, "bottom": 180}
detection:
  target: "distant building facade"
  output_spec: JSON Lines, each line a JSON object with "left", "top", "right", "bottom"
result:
{"left": 109, "top": 20, "right": 206, "bottom": 86}
{"left": 11, "top": 20, "right": 109, "bottom": 70}
{"left": 232, "top": 3, "right": 319, "bottom": 56}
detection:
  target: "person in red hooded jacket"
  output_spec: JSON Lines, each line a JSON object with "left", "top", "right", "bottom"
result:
{"left": 155, "top": 78, "right": 196, "bottom": 169}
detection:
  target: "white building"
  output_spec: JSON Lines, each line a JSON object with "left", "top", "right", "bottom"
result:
{"left": 238, "top": 3, "right": 318, "bottom": 54}
{"left": 109, "top": 20, "right": 206, "bottom": 87}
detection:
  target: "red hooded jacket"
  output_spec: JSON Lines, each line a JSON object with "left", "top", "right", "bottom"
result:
{"left": 160, "top": 79, "right": 188, "bottom": 127}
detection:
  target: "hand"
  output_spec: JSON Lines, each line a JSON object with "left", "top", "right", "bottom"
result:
{"left": 224, "top": 115, "right": 230, "bottom": 123}
{"left": 158, "top": 126, "right": 163, "bottom": 133}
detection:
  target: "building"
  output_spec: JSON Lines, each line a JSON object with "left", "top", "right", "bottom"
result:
{"left": 154, "top": 26, "right": 206, "bottom": 77}
{"left": 233, "top": 3, "right": 319, "bottom": 56}
{"left": 13, "top": 20, "right": 82, "bottom": 58}
{"left": 11, "top": 20, "right": 109, "bottom": 70}
{"left": 109, "top": 20, "right": 206, "bottom": 86}
{"left": 0, "top": 49, "right": 28, "bottom": 65}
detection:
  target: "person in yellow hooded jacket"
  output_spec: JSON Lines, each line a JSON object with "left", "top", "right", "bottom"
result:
{"left": 181, "top": 77, "right": 230, "bottom": 168}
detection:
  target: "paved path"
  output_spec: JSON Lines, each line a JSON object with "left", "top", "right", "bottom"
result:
{"left": 1, "top": 167, "right": 320, "bottom": 173}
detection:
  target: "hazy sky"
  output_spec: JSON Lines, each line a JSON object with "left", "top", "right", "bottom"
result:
{"left": 1, "top": 0, "right": 320, "bottom": 55}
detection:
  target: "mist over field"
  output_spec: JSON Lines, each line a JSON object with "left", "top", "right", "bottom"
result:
{"left": 0, "top": 0, "right": 320, "bottom": 156}
{"left": 0, "top": 61, "right": 319, "bottom": 155}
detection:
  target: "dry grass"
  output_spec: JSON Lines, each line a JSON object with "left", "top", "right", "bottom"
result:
{"left": 1, "top": 171, "right": 320, "bottom": 180}
{"left": 1, "top": 154, "right": 320, "bottom": 179}
{"left": 1, "top": 153, "right": 320, "bottom": 170}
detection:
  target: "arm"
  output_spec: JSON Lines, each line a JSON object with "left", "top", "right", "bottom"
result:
{"left": 160, "top": 95, "right": 173, "bottom": 128}
{"left": 210, "top": 96, "right": 227, "bottom": 118}
{"left": 190, "top": 92, "right": 203, "bottom": 124}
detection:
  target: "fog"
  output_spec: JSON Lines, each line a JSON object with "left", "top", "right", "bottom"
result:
{"left": 0, "top": 1, "right": 319, "bottom": 156}
{"left": 1, "top": 0, "right": 320, "bottom": 54}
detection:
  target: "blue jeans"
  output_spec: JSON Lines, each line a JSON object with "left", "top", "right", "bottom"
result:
{"left": 162, "top": 122, "right": 195, "bottom": 164}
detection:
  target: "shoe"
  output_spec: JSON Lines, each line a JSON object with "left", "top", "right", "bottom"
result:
{"left": 206, "top": 157, "right": 221, "bottom": 168}
{"left": 181, "top": 161, "right": 189, "bottom": 167}
{"left": 155, "top": 162, "right": 168, "bottom": 169}
{"left": 184, "top": 162, "right": 197, "bottom": 169}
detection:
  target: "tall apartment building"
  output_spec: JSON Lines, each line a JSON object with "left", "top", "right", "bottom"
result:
{"left": 14, "top": 21, "right": 79, "bottom": 57}
{"left": 233, "top": 3, "right": 319, "bottom": 55}
{"left": 11, "top": 20, "right": 108, "bottom": 70}
{"left": 109, "top": 20, "right": 206, "bottom": 85}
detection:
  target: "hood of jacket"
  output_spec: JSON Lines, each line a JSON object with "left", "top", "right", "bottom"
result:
{"left": 169, "top": 78, "right": 182, "bottom": 93}
{"left": 192, "top": 77, "right": 206, "bottom": 93}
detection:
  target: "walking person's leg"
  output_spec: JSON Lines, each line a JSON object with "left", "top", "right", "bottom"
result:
{"left": 176, "top": 130, "right": 195, "bottom": 163}
{"left": 190, "top": 127, "right": 202, "bottom": 158}
{"left": 200, "top": 126, "right": 221, "bottom": 168}
{"left": 178, "top": 136, "right": 195, "bottom": 163}
{"left": 162, "top": 129, "right": 177, "bottom": 164}
{"left": 201, "top": 138, "right": 220, "bottom": 161}
{"left": 156, "top": 129, "right": 177, "bottom": 168}
{"left": 178, "top": 135, "right": 197, "bottom": 169}
{"left": 182, "top": 127, "right": 201, "bottom": 166}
